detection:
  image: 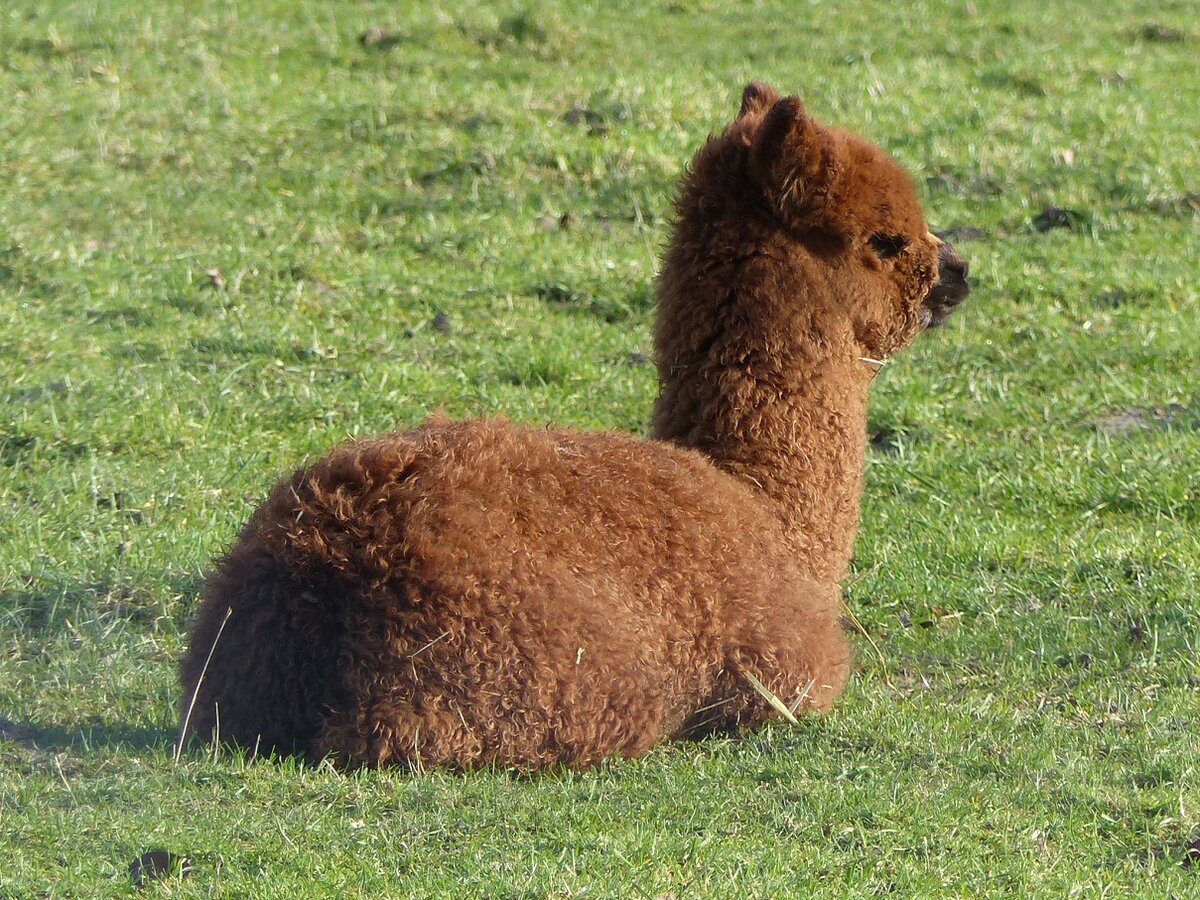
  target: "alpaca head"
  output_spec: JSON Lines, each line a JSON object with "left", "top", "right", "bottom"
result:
{"left": 677, "top": 82, "right": 970, "bottom": 360}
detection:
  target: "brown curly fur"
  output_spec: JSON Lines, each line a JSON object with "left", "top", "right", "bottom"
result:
{"left": 180, "top": 82, "right": 969, "bottom": 770}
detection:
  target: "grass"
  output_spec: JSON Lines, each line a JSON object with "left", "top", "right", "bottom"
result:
{"left": 1, "top": 0, "right": 1198, "bottom": 895}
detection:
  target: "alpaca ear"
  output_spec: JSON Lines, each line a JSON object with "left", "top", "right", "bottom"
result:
{"left": 738, "top": 81, "right": 780, "bottom": 118}
{"left": 751, "top": 96, "right": 843, "bottom": 220}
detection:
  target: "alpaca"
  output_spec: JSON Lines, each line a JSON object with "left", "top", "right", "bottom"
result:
{"left": 652, "top": 82, "right": 968, "bottom": 584}
{"left": 180, "top": 82, "right": 969, "bottom": 770}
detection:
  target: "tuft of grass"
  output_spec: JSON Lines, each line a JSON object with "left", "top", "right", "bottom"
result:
{"left": 2, "top": 0, "right": 1198, "bottom": 896}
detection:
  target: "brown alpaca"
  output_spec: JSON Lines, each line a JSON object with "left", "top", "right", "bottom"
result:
{"left": 180, "top": 82, "right": 969, "bottom": 770}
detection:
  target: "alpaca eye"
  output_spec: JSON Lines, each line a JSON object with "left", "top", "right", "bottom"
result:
{"left": 868, "top": 233, "right": 908, "bottom": 259}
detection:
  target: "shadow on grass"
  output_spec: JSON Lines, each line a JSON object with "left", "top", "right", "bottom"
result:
{"left": 0, "top": 572, "right": 203, "bottom": 638}
{"left": 0, "top": 714, "right": 174, "bottom": 754}
{"left": 0, "top": 573, "right": 201, "bottom": 755}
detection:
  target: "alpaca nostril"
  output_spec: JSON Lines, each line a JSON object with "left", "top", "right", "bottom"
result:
{"left": 936, "top": 241, "right": 969, "bottom": 284}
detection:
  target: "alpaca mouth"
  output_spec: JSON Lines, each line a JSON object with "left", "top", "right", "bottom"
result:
{"left": 925, "top": 239, "right": 970, "bottom": 327}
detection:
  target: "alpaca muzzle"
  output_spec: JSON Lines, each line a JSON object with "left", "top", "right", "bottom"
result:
{"left": 925, "top": 239, "right": 970, "bottom": 327}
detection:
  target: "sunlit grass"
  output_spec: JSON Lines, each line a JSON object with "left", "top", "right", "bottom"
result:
{"left": 1, "top": 0, "right": 1198, "bottom": 895}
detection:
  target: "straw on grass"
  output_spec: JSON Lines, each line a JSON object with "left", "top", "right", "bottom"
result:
{"left": 174, "top": 606, "right": 233, "bottom": 764}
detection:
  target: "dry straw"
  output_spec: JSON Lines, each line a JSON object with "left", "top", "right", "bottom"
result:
{"left": 174, "top": 606, "right": 233, "bottom": 764}
{"left": 742, "top": 670, "right": 800, "bottom": 725}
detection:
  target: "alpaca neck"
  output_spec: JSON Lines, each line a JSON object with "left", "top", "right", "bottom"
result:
{"left": 651, "top": 285, "right": 873, "bottom": 584}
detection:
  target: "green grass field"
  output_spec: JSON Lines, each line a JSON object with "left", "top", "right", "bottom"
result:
{"left": 2, "top": 0, "right": 1198, "bottom": 895}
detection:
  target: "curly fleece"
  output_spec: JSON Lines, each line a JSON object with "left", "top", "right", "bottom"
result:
{"left": 180, "top": 82, "right": 967, "bottom": 770}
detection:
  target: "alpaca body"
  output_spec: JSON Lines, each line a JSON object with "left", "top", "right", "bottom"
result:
{"left": 181, "top": 82, "right": 969, "bottom": 769}
{"left": 182, "top": 418, "right": 847, "bottom": 768}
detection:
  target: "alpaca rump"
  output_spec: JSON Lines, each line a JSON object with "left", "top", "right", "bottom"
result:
{"left": 182, "top": 419, "right": 849, "bottom": 768}
{"left": 181, "top": 82, "right": 969, "bottom": 770}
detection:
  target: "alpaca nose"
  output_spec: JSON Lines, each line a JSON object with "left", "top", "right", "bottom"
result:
{"left": 937, "top": 241, "right": 969, "bottom": 283}
{"left": 924, "top": 239, "right": 970, "bottom": 326}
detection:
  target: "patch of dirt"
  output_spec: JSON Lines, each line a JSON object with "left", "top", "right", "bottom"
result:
{"left": 283, "top": 266, "right": 336, "bottom": 297}
{"left": 7, "top": 380, "right": 71, "bottom": 404}
{"left": 535, "top": 212, "right": 571, "bottom": 231}
{"left": 925, "top": 171, "right": 1004, "bottom": 197}
{"left": 1095, "top": 288, "right": 1131, "bottom": 308}
{"left": 130, "top": 850, "right": 192, "bottom": 887}
{"left": 1138, "top": 23, "right": 1188, "bottom": 43}
{"left": 535, "top": 282, "right": 582, "bottom": 305}
{"left": 980, "top": 70, "right": 1048, "bottom": 97}
{"left": 1032, "top": 206, "right": 1085, "bottom": 232}
{"left": 1146, "top": 192, "right": 1200, "bottom": 215}
{"left": 1054, "top": 652, "right": 1093, "bottom": 669}
{"left": 0, "top": 715, "right": 37, "bottom": 748}
{"left": 867, "top": 423, "right": 930, "bottom": 455}
{"left": 1093, "top": 404, "right": 1188, "bottom": 435}
{"left": 1152, "top": 836, "right": 1200, "bottom": 871}
{"left": 562, "top": 94, "right": 634, "bottom": 136}
{"left": 868, "top": 426, "right": 903, "bottom": 455}
{"left": 563, "top": 104, "right": 614, "bottom": 135}
{"left": 359, "top": 26, "right": 406, "bottom": 50}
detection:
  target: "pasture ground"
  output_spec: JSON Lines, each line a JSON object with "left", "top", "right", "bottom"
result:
{"left": 1, "top": 0, "right": 1198, "bottom": 895}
